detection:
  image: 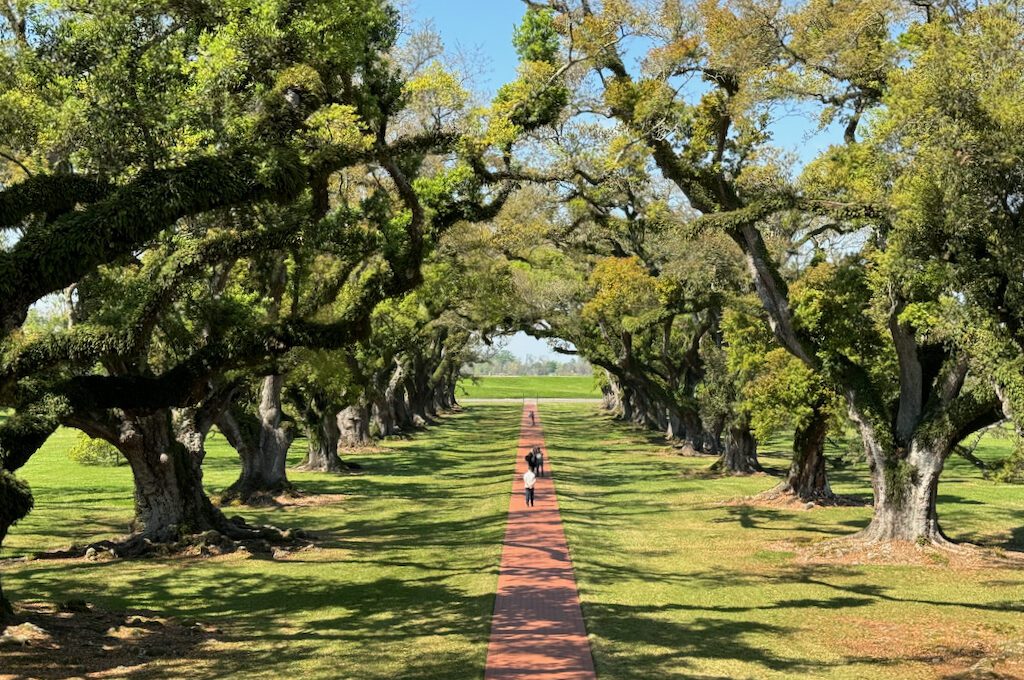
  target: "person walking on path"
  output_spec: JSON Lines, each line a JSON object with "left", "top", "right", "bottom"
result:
{"left": 533, "top": 446, "right": 544, "bottom": 478}
{"left": 525, "top": 448, "right": 536, "bottom": 473}
{"left": 523, "top": 467, "right": 537, "bottom": 507}
{"left": 528, "top": 410, "right": 535, "bottom": 426}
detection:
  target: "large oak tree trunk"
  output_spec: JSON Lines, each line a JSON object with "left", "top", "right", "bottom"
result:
{"left": 393, "top": 382, "right": 413, "bottom": 430}
{"left": 618, "top": 384, "right": 635, "bottom": 422}
{"left": 715, "top": 414, "right": 761, "bottom": 473}
{"left": 0, "top": 469, "right": 32, "bottom": 623}
{"left": 338, "top": 402, "right": 373, "bottom": 448}
{"left": 679, "top": 409, "right": 706, "bottom": 452}
{"left": 405, "top": 376, "right": 430, "bottom": 427}
{"left": 859, "top": 435, "right": 949, "bottom": 543}
{"left": 220, "top": 375, "right": 295, "bottom": 504}
{"left": 772, "top": 405, "right": 835, "bottom": 502}
{"left": 707, "top": 414, "right": 726, "bottom": 455}
{"left": 298, "top": 408, "right": 346, "bottom": 472}
{"left": 601, "top": 378, "right": 623, "bottom": 416}
{"left": 115, "top": 411, "right": 228, "bottom": 539}
{"left": 372, "top": 363, "right": 405, "bottom": 437}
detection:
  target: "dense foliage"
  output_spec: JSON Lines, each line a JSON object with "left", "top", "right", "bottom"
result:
{"left": 1, "top": 0, "right": 1023, "bottom": 626}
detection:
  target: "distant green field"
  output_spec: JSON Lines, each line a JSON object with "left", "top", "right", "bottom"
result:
{"left": 457, "top": 375, "right": 601, "bottom": 399}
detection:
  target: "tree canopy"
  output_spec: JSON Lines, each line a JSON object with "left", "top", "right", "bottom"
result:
{"left": 2, "top": 0, "right": 1024, "bottom": 624}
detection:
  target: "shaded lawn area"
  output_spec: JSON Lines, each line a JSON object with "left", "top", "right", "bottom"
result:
{"left": 2, "top": 406, "right": 520, "bottom": 679}
{"left": 5, "top": 402, "right": 1024, "bottom": 679}
{"left": 457, "top": 375, "right": 601, "bottom": 399}
{"left": 541, "top": 404, "right": 1024, "bottom": 680}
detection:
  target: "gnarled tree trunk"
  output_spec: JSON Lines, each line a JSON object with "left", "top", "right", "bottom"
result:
{"left": 338, "top": 401, "right": 373, "bottom": 448}
{"left": 104, "top": 410, "right": 228, "bottom": 540}
{"left": 0, "top": 471, "right": 32, "bottom": 623}
{"left": 771, "top": 404, "right": 835, "bottom": 502}
{"left": 858, "top": 433, "right": 950, "bottom": 543}
{"left": 220, "top": 375, "right": 295, "bottom": 504}
{"left": 678, "top": 409, "right": 707, "bottom": 452}
{"left": 298, "top": 408, "right": 346, "bottom": 472}
{"left": 393, "top": 381, "right": 413, "bottom": 430}
{"left": 715, "top": 414, "right": 761, "bottom": 473}
{"left": 707, "top": 413, "right": 726, "bottom": 455}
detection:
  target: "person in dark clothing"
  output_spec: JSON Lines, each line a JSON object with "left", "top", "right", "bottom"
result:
{"left": 533, "top": 446, "right": 544, "bottom": 478}
{"left": 529, "top": 410, "right": 535, "bottom": 425}
{"left": 525, "top": 449, "right": 536, "bottom": 472}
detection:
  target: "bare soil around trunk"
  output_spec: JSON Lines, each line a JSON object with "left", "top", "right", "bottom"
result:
{"left": 784, "top": 537, "right": 1024, "bottom": 569}
{"left": 0, "top": 600, "right": 220, "bottom": 679}
{"left": 732, "top": 487, "right": 869, "bottom": 509}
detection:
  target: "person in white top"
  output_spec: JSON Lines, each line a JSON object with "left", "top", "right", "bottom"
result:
{"left": 523, "top": 468, "right": 537, "bottom": 507}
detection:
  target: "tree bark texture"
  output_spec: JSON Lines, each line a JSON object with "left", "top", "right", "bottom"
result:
{"left": 858, "top": 432, "right": 950, "bottom": 543}
{"left": 220, "top": 375, "right": 295, "bottom": 503}
{"left": 775, "top": 405, "right": 834, "bottom": 501}
{"left": 716, "top": 414, "right": 761, "bottom": 473}
{"left": 113, "top": 411, "right": 228, "bottom": 539}
{"left": 338, "top": 402, "right": 373, "bottom": 448}
{"left": 298, "top": 408, "right": 346, "bottom": 472}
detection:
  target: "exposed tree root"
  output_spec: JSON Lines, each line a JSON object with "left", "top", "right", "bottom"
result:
{"left": 794, "top": 534, "right": 1024, "bottom": 568}
{"left": 743, "top": 483, "right": 868, "bottom": 508}
{"left": 219, "top": 481, "right": 300, "bottom": 507}
{"left": 293, "top": 459, "right": 363, "bottom": 473}
{"left": 33, "top": 516, "right": 313, "bottom": 561}
{"left": 671, "top": 442, "right": 715, "bottom": 457}
{"left": 708, "top": 459, "right": 763, "bottom": 475}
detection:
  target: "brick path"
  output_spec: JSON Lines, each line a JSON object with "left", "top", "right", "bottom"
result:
{"left": 484, "top": 401, "right": 597, "bottom": 680}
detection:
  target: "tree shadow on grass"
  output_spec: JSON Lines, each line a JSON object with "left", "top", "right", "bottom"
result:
{"left": 581, "top": 602, "right": 817, "bottom": 679}
{"left": 711, "top": 505, "right": 869, "bottom": 536}
{"left": 3, "top": 404, "right": 524, "bottom": 678}
{"left": 7, "top": 563, "right": 497, "bottom": 680}
{"left": 765, "top": 564, "right": 1024, "bottom": 614}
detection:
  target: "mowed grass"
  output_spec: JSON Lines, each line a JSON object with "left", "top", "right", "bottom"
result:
{"left": 5, "top": 404, "right": 1024, "bottom": 679}
{"left": 540, "top": 404, "right": 1024, "bottom": 680}
{"left": 458, "top": 375, "right": 601, "bottom": 399}
{"left": 2, "top": 406, "right": 521, "bottom": 679}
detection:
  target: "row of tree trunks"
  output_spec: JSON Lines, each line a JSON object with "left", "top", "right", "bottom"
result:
{"left": 603, "top": 370, "right": 838, "bottom": 499}
{"left": 603, "top": 371, "right": 743, "bottom": 465}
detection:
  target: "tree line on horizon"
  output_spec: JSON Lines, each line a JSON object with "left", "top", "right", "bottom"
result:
{"left": 465, "top": 348, "right": 593, "bottom": 376}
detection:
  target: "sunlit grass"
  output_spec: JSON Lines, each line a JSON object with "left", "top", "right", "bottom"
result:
{"left": 543, "top": 405, "right": 1024, "bottom": 680}
{"left": 457, "top": 375, "right": 601, "bottom": 399}
{"left": 3, "top": 406, "right": 520, "bottom": 679}
{"left": 4, "top": 404, "right": 1023, "bottom": 678}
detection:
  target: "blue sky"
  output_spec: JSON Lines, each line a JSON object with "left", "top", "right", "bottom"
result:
{"left": 408, "top": 1, "right": 524, "bottom": 95}
{"left": 408, "top": 1, "right": 844, "bottom": 361}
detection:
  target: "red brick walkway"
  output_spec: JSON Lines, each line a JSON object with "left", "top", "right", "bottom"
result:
{"left": 484, "top": 401, "right": 597, "bottom": 680}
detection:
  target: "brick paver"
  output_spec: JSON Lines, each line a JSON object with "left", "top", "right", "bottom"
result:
{"left": 484, "top": 401, "right": 597, "bottom": 680}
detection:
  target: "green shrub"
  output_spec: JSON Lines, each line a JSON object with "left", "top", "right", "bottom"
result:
{"left": 992, "top": 443, "right": 1024, "bottom": 483}
{"left": 68, "top": 434, "right": 124, "bottom": 467}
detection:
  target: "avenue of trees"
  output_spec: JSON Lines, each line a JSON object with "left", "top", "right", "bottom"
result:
{"left": 1, "top": 0, "right": 1023, "bottom": 621}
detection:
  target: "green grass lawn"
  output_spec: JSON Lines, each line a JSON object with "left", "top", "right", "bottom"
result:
{"left": 4, "top": 404, "right": 1024, "bottom": 679}
{"left": 541, "top": 404, "right": 1024, "bottom": 680}
{"left": 457, "top": 375, "right": 601, "bottom": 399}
{"left": 2, "top": 406, "right": 521, "bottom": 679}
